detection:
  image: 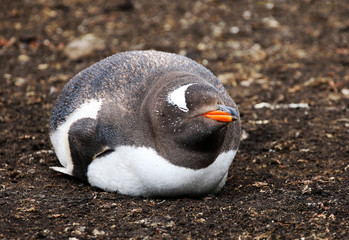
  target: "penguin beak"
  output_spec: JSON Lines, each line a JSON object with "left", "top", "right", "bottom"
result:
{"left": 202, "top": 104, "right": 239, "bottom": 123}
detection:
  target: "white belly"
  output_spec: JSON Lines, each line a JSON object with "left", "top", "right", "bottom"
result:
{"left": 86, "top": 146, "right": 237, "bottom": 197}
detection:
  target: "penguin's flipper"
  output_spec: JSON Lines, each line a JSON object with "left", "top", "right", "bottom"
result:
{"left": 68, "top": 117, "right": 109, "bottom": 181}
{"left": 50, "top": 166, "right": 72, "bottom": 175}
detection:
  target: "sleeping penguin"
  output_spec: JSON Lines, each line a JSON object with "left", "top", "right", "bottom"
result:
{"left": 50, "top": 50, "right": 241, "bottom": 197}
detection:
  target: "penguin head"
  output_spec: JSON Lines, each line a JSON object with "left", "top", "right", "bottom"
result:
{"left": 142, "top": 71, "right": 241, "bottom": 169}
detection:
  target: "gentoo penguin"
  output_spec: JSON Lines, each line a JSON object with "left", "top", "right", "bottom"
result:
{"left": 50, "top": 50, "right": 241, "bottom": 197}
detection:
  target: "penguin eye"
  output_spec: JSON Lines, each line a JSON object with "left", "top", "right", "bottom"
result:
{"left": 167, "top": 84, "right": 194, "bottom": 113}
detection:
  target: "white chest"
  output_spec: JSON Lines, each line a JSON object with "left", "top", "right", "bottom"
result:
{"left": 86, "top": 146, "right": 237, "bottom": 197}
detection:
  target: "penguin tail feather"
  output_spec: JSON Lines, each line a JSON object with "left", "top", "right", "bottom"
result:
{"left": 50, "top": 166, "right": 73, "bottom": 176}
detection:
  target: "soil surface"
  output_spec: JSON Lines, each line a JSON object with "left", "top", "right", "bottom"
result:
{"left": 1, "top": 0, "right": 348, "bottom": 239}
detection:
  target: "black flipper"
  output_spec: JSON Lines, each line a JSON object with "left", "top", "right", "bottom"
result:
{"left": 68, "top": 118, "right": 111, "bottom": 181}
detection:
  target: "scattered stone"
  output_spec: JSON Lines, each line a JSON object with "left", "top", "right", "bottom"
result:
{"left": 243, "top": 10, "right": 251, "bottom": 20}
{"left": 217, "top": 73, "right": 237, "bottom": 86}
{"left": 249, "top": 120, "right": 269, "bottom": 125}
{"left": 326, "top": 133, "right": 333, "bottom": 138}
{"left": 252, "top": 182, "right": 268, "bottom": 188}
{"left": 262, "top": 17, "right": 280, "bottom": 28}
{"left": 49, "top": 86, "right": 57, "bottom": 95}
{"left": 230, "top": 26, "right": 240, "bottom": 34}
{"left": 302, "top": 184, "right": 312, "bottom": 194}
{"left": 344, "top": 165, "right": 349, "bottom": 171}
{"left": 254, "top": 102, "right": 310, "bottom": 110}
{"left": 196, "top": 218, "right": 206, "bottom": 223}
{"left": 64, "top": 34, "right": 106, "bottom": 61}
{"left": 178, "top": 49, "right": 187, "bottom": 56}
{"left": 38, "top": 63, "right": 49, "bottom": 70}
{"left": 4, "top": 73, "right": 11, "bottom": 80}
{"left": 248, "top": 43, "right": 267, "bottom": 62}
{"left": 14, "top": 77, "right": 26, "bottom": 87}
{"left": 240, "top": 79, "right": 253, "bottom": 87}
{"left": 341, "top": 88, "right": 349, "bottom": 96}
{"left": 92, "top": 229, "right": 105, "bottom": 236}
{"left": 18, "top": 54, "right": 31, "bottom": 63}
{"left": 165, "top": 220, "right": 175, "bottom": 228}
{"left": 211, "top": 22, "right": 225, "bottom": 37}
{"left": 197, "top": 42, "right": 208, "bottom": 51}
{"left": 304, "top": 77, "right": 329, "bottom": 87}
{"left": 265, "top": 3, "right": 274, "bottom": 9}
{"left": 254, "top": 102, "right": 272, "bottom": 109}
{"left": 241, "top": 129, "right": 249, "bottom": 141}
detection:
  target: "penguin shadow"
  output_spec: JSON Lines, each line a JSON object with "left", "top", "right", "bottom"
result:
{"left": 51, "top": 168, "right": 225, "bottom": 201}
{"left": 50, "top": 170, "right": 85, "bottom": 186}
{"left": 221, "top": 118, "right": 282, "bottom": 195}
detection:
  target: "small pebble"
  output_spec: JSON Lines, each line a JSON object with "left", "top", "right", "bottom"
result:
{"left": 64, "top": 34, "right": 106, "bottom": 61}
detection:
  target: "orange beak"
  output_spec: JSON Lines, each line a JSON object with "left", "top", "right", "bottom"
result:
{"left": 202, "top": 105, "right": 238, "bottom": 123}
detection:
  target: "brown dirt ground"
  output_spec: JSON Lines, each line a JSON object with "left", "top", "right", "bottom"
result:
{"left": 1, "top": 0, "right": 349, "bottom": 239}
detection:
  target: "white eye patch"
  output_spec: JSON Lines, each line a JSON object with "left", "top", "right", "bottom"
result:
{"left": 167, "top": 83, "right": 195, "bottom": 112}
